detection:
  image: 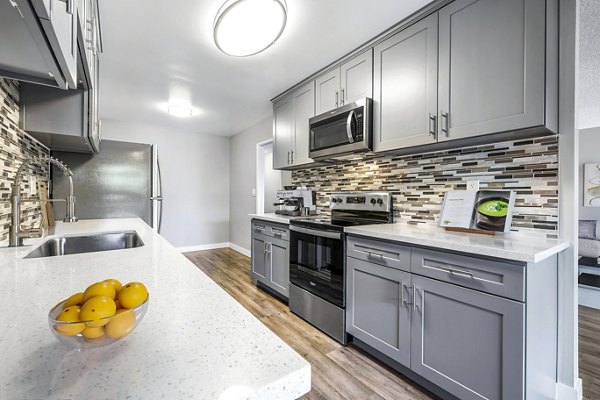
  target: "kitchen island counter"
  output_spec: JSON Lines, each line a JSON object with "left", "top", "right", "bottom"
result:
{"left": 0, "top": 218, "right": 310, "bottom": 400}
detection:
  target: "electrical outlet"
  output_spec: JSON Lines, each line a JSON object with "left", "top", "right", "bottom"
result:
{"left": 466, "top": 180, "right": 480, "bottom": 191}
{"left": 29, "top": 176, "right": 36, "bottom": 196}
{"left": 252, "top": 188, "right": 256, "bottom": 197}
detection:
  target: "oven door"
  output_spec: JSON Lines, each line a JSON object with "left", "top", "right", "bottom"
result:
{"left": 289, "top": 225, "right": 345, "bottom": 308}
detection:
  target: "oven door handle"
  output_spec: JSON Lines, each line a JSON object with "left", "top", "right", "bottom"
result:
{"left": 290, "top": 225, "right": 342, "bottom": 240}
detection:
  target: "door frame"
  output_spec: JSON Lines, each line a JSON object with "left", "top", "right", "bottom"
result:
{"left": 256, "top": 138, "right": 274, "bottom": 214}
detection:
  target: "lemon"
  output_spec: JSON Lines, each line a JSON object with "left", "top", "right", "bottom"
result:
{"left": 80, "top": 296, "right": 117, "bottom": 327}
{"left": 81, "top": 326, "right": 105, "bottom": 339}
{"left": 63, "top": 292, "right": 84, "bottom": 308}
{"left": 105, "top": 309, "right": 137, "bottom": 339}
{"left": 118, "top": 282, "right": 148, "bottom": 309}
{"left": 83, "top": 281, "right": 116, "bottom": 302}
{"left": 54, "top": 306, "right": 85, "bottom": 336}
{"left": 103, "top": 279, "right": 123, "bottom": 293}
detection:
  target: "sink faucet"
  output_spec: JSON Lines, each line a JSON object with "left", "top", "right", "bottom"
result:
{"left": 9, "top": 156, "right": 77, "bottom": 247}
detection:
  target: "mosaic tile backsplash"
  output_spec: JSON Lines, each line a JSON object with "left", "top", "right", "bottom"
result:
{"left": 0, "top": 78, "right": 50, "bottom": 241}
{"left": 293, "top": 136, "right": 559, "bottom": 238}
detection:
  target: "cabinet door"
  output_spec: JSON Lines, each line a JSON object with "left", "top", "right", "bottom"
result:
{"left": 437, "top": 0, "right": 545, "bottom": 141}
{"left": 268, "top": 237, "right": 289, "bottom": 298}
{"left": 373, "top": 13, "right": 438, "bottom": 152}
{"left": 251, "top": 232, "right": 268, "bottom": 283}
{"left": 291, "top": 81, "right": 315, "bottom": 167}
{"left": 340, "top": 49, "right": 373, "bottom": 106}
{"left": 315, "top": 68, "right": 340, "bottom": 114}
{"left": 35, "top": 0, "right": 78, "bottom": 88}
{"left": 411, "top": 275, "right": 524, "bottom": 400}
{"left": 347, "top": 257, "right": 411, "bottom": 367}
{"left": 273, "top": 96, "right": 293, "bottom": 169}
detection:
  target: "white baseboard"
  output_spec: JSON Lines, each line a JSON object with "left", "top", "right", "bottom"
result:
{"left": 556, "top": 379, "right": 583, "bottom": 400}
{"left": 178, "top": 243, "right": 230, "bottom": 253}
{"left": 229, "top": 243, "right": 250, "bottom": 257}
{"left": 178, "top": 242, "right": 251, "bottom": 257}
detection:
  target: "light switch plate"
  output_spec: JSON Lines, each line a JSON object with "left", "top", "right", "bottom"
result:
{"left": 466, "top": 180, "right": 480, "bottom": 191}
{"left": 252, "top": 188, "right": 256, "bottom": 197}
{"left": 29, "top": 176, "right": 36, "bottom": 196}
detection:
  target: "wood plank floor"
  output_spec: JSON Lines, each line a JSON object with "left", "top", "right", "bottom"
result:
{"left": 185, "top": 248, "right": 600, "bottom": 400}
{"left": 185, "top": 248, "right": 438, "bottom": 400}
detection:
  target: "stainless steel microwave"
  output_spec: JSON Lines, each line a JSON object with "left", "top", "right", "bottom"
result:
{"left": 308, "top": 98, "right": 372, "bottom": 161}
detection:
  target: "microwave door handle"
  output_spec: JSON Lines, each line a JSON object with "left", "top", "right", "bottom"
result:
{"left": 346, "top": 110, "right": 355, "bottom": 143}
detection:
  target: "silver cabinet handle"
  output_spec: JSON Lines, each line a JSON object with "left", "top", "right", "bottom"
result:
{"left": 447, "top": 266, "right": 474, "bottom": 278}
{"left": 335, "top": 91, "right": 339, "bottom": 108}
{"left": 254, "top": 225, "right": 266, "bottom": 232}
{"left": 341, "top": 88, "right": 345, "bottom": 105}
{"left": 441, "top": 112, "right": 449, "bottom": 137}
{"left": 57, "top": 0, "right": 74, "bottom": 15}
{"left": 366, "top": 250, "right": 384, "bottom": 259}
{"left": 346, "top": 110, "right": 355, "bottom": 143}
{"left": 428, "top": 113, "right": 437, "bottom": 138}
{"left": 287, "top": 151, "right": 290, "bottom": 165}
{"left": 412, "top": 285, "right": 417, "bottom": 311}
{"left": 290, "top": 150, "right": 294, "bottom": 164}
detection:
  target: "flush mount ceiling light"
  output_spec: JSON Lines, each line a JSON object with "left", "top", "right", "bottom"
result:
{"left": 213, "top": 0, "right": 287, "bottom": 57}
{"left": 167, "top": 105, "right": 193, "bottom": 118}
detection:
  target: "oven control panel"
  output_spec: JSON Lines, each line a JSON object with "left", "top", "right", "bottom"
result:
{"left": 330, "top": 192, "right": 392, "bottom": 211}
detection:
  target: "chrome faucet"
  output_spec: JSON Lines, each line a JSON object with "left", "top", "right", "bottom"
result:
{"left": 9, "top": 156, "right": 77, "bottom": 247}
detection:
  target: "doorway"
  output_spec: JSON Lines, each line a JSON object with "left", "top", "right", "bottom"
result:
{"left": 256, "top": 139, "right": 283, "bottom": 214}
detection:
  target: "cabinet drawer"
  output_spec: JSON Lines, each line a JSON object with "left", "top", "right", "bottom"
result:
{"left": 411, "top": 248, "right": 525, "bottom": 301}
{"left": 347, "top": 236, "right": 411, "bottom": 271}
{"left": 251, "top": 220, "right": 289, "bottom": 241}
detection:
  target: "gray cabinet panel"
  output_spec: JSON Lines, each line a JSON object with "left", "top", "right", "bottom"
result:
{"left": 268, "top": 236, "right": 289, "bottom": 297}
{"left": 373, "top": 13, "right": 438, "bottom": 152}
{"left": 251, "top": 232, "right": 268, "bottom": 282}
{"left": 273, "top": 96, "right": 293, "bottom": 169}
{"left": 437, "top": 0, "right": 546, "bottom": 141}
{"left": 347, "top": 257, "right": 411, "bottom": 367}
{"left": 340, "top": 49, "right": 373, "bottom": 105}
{"left": 315, "top": 68, "right": 340, "bottom": 114}
{"left": 291, "top": 81, "right": 315, "bottom": 167}
{"left": 411, "top": 275, "right": 524, "bottom": 400}
{"left": 347, "top": 235, "right": 411, "bottom": 271}
{"left": 410, "top": 247, "right": 525, "bottom": 301}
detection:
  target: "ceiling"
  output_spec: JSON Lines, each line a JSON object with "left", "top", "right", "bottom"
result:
{"left": 98, "top": 0, "right": 433, "bottom": 137}
{"left": 580, "top": 0, "right": 600, "bottom": 130}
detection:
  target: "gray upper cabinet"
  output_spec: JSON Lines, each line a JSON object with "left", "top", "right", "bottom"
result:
{"left": 273, "top": 95, "right": 293, "bottom": 169}
{"left": 410, "top": 275, "right": 525, "bottom": 400}
{"left": 373, "top": 13, "right": 438, "bottom": 152}
{"left": 340, "top": 49, "right": 373, "bottom": 106}
{"left": 273, "top": 82, "right": 315, "bottom": 169}
{"left": 437, "top": 0, "right": 547, "bottom": 142}
{"left": 315, "top": 68, "right": 340, "bottom": 115}
{"left": 347, "top": 257, "right": 411, "bottom": 367}
{"left": 314, "top": 49, "right": 374, "bottom": 115}
{"left": 291, "top": 81, "right": 315, "bottom": 167}
{"left": 0, "top": 0, "right": 79, "bottom": 89}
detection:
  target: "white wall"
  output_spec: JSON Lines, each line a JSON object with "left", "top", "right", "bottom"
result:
{"left": 101, "top": 119, "right": 230, "bottom": 248}
{"left": 580, "top": 127, "right": 600, "bottom": 221}
{"left": 229, "top": 116, "right": 291, "bottom": 253}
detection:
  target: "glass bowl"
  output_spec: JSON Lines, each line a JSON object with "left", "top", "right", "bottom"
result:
{"left": 48, "top": 296, "right": 149, "bottom": 349}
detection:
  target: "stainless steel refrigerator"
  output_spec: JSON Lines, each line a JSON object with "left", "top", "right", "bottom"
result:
{"left": 51, "top": 140, "right": 163, "bottom": 232}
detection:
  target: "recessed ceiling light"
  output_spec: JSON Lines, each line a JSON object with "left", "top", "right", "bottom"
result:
{"left": 213, "top": 0, "right": 287, "bottom": 57}
{"left": 167, "top": 105, "right": 193, "bottom": 118}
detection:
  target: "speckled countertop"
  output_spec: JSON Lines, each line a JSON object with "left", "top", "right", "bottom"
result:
{"left": 0, "top": 218, "right": 310, "bottom": 400}
{"left": 345, "top": 223, "right": 569, "bottom": 263}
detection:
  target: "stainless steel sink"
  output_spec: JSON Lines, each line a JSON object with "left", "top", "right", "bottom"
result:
{"left": 24, "top": 231, "right": 144, "bottom": 259}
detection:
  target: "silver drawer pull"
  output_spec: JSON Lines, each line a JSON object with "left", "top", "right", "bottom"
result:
{"left": 446, "top": 266, "right": 474, "bottom": 278}
{"left": 366, "top": 251, "right": 384, "bottom": 259}
{"left": 253, "top": 225, "right": 265, "bottom": 231}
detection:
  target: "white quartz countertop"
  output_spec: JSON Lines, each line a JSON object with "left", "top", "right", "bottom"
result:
{"left": 249, "top": 213, "right": 299, "bottom": 225}
{"left": 0, "top": 218, "right": 310, "bottom": 400}
{"left": 345, "top": 223, "right": 569, "bottom": 263}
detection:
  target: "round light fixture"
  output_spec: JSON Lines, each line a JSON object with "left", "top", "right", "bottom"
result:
{"left": 213, "top": 0, "right": 287, "bottom": 57}
{"left": 167, "top": 105, "right": 193, "bottom": 118}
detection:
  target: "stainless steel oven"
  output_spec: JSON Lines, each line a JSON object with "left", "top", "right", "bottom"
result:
{"left": 309, "top": 98, "right": 372, "bottom": 161}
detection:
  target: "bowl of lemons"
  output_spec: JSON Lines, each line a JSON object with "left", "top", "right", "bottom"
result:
{"left": 48, "top": 279, "right": 149, "bottom": 349}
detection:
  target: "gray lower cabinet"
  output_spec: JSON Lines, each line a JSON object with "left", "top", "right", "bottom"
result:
{"left": 346, "top": 257, "right": 411, "bottom": 367}
{"left": 411, "top": 274, "right": 524, "bottom": 400}
{"left": 250, "top": 220, "right": 290, "bottom": 299}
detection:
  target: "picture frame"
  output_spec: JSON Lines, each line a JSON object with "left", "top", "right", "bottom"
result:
{"left": 584, "top": 163, "right": 600, "bottom": 207}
